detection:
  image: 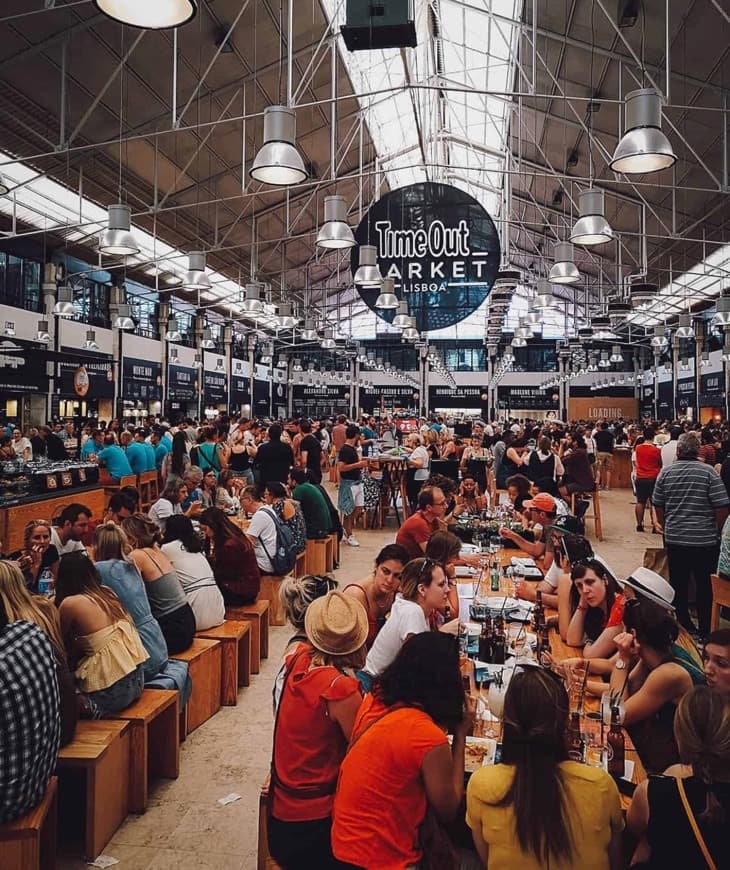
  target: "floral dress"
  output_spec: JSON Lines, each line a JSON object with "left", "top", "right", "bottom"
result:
{"left": 273, "top": 499, "right": 307, "bottom": 555}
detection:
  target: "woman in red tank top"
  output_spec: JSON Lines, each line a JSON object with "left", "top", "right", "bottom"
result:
{"left": 342, "top": 544, "right": 409, "bottom": 648}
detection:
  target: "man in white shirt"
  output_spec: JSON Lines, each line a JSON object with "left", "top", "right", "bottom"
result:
{"left": 241, "top": 486, "right": 277, "bottom": 574}
{"left": 50, "top": 503, "right": 91, "bottom": 555}
{"left": 661, "top": 426, "right": 681, "bottom": 467}
{"left": 11, "top": 429, "right": 31, "bottom": 461}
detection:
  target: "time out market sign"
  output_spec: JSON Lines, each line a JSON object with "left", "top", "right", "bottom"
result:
{"left": 352, "top": 182, "right": 501, "bottom": 333}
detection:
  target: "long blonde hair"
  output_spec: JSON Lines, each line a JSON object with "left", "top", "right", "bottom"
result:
{"left": 0, "top": 560, "right": 65, "bottom": 658}
{"left": 23, "top": 519, "right": 53, "bottom": 551}
{"left": 94, "top": 521, "right": 132, "bottom": 563}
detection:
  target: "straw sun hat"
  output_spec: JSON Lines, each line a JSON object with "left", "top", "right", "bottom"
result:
{"left": 304, "top": 590, "right": 369, "bottom": 656}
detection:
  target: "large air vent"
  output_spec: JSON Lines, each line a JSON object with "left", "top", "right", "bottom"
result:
{"left": 342, "top": 1, "right": 418, "bottom": 51}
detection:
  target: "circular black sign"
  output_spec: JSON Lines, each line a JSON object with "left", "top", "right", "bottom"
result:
{"left": 351, "top": 182, "right": 501, "bottom": 332}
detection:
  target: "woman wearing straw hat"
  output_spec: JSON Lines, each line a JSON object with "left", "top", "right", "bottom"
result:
{"left": 268, "top": 590, "right": 367, "bottom": 869}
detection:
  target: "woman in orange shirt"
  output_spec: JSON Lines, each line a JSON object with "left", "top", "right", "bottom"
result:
{"left": 332, "top": 632, "right": 474, "bottom": 869}
{"left": 269, "top": 591, "right": 367, "bottom": 870}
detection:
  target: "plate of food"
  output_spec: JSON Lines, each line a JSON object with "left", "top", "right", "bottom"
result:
{"left": 476, "top": 596, "right": 520, "bottom": 612}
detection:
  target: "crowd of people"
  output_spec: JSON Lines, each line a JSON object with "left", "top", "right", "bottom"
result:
{"left": 1, "top": 410, "right": 729, "bottom": 869}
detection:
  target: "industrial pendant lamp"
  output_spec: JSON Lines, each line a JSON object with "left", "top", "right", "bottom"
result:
{"left": 98, "top": 204, "right": 139, "bottom": 256}
{"left": 598, "top": 351, "right": 611, "bottom": 369}
{"left": 701, "top": 351, "right": 710, "bottom": 368}
{"left": 402, "top": 318, "right": 420, "bottom": 340}
{"left": 301, "top": 318, "right": 319, "bottom": 341}
{"left": 570, "top": 189, "right": 614, "bottom": 246}
{"left": 193, "top": 353, "right": 203, "bottom": 369}
{"left": 200, "top": 328, "right": 215, "bottom": 349}
{"left": 548, "top": 242, "right": 581, "bottom": 284}
{"left": 609, "top": 88, "right": 676, "bottom": 174}
{"left": 375, "top": 277, "right": 398, "bottom": 309}
{"left": 650, "top": 325, "right": 668, "bottom": 349}
{"left": 713, "top": 296, "right": 730, "bottom": 326}
{"left": 609, "top": 345, "right": 624, "bottom": 363}
{"left": 93, "top": 0, "right": 197, "bottom": 28}
{"left": 242, "top": 283, "right": 263, "bottom": 314}
{"left": 250, "top": 106, "right": 307, "bottom": 186}
{"left": 534, "top": 280, "right": 556, "bottom": 310}
{"left": 393, "top": 300, "right": 412, "bottom": 329}
{"left": 182, "top": 252, "right": 211, "bottom": 291}
{"left": 675, "top": 313, "right": 695, "bottom": 339}
{"left": 52, "top": 286, "right": 75, "bottom": 317}
{"left": 0, "top": 172, "right": 9, "bottom": 196}
{"left": 165, "top": 317, "right": 182, "bottom": 342}
{"left": 316, "top": 196, "right": 355, "bottom": 249}
{"left": 277, "top": 302, "right": 297, "bottom": 329}
{"left": 511, "top": 335, "right": 527, "bottom": 348}
{"left": 36, "top": 319, "right": 50, "bottom": 343}
{"left": 112, "top": 304, "right": 135, "bottom": 330}
{"left": 321, "top": 328, "right": 337, "bottom": 349}
{"left": 354, "top": 245, "right": 383, "bottom": 288}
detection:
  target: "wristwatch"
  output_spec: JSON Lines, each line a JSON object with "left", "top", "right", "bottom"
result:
{"left": 615, "top": 657, "right": 627, "bottom": 670}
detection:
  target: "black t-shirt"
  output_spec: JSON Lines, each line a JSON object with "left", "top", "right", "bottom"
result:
{"left": 594, "top": 429, "right": 615, "bottom": 453}
{"left": 338, "top": 444, "right": 361, "bottom": 481}
{"left": 300, "top": 434, "right": 322, "bottom": 473}
{"left": 256, "top": 439, "right": 294, "bottom": 485}
{"left": 45, "top": 433, "right": 68, "bottom": 460}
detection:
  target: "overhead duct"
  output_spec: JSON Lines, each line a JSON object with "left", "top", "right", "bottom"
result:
{"left": 341, "top": 0, "right": 417, "bottom": 51}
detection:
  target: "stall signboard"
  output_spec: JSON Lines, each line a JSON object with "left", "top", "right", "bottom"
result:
{"left": 675, "top": 377, "right": 696, "bottom": 411}
{"left": 699, "top": 372, "right": 724, "bottom": 407}
{"left": 657, "top": 379, "right": 673, "bottom": 418}
{"left": 122, "top": 357, "right": 162, "bottom": 402}
{"left": 359, "top": 385, "right": 419, "bottom": 411}
{"left": 352, "top": 182, "right": 500, "bottom": 332}
{"left": 253, "top": 377, "right": 270, "bottom": 413}
{"left": 498, "top": 385, "right": 559, "bottom": 410}
{"left": 203, "top": 371, "right": 227, "bottom": 405}
{"left": 168, "top": 364, "right": 197, "bottom": 401}
{"left": 292, "top": 384, "right": 350, "bottom": 416}
{"left": 58, "top": 357, "right": 114, "bottom": 398}
{"left": 428, "top": 385, "right": 483, "bottom": 409}
{"left": 0, "top": 347, "right": 48, "bottom": 393}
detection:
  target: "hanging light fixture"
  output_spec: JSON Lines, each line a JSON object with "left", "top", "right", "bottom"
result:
{"left": 511, "top": 335, "right": 527, "bottom": 347}
{"left": 629, "top": 280, "right": 658, "bottom": 308}
{"left": 723, "top": 340, "right": 730, "bottom": 363}
{"left": 534, "top": 280, "right": 556, "bottom": 310}
{"left": 375, "top": 277, "right": 398, "bottom": 310}
{"left": 355, "top": 245, "right": 384, "bottom": 289}
{"left": 200, "top": 328, "right": 215, "bottom": 350}
{"left": 609, "top": 345, "right": 624, "bottom": 363}
{"left": 570, "top": 188, "right": 614, "bottom": 246}
{"left": 98, "top": 204, "right": 139, "bottom": 256}
{"left": 182, "top": 252, "right": 212, "bottom": 291}
{"left": 712, "top": 296, "right": 730, "bottom": 326}
{"left": 259, "top": 342, "right": 274, "bottom": 365}
{"left": 321, "top": 328, "right": 337, "bottom": 349}
{"left": 393, "top": 300, "right": 411, "bottom": 328}
{"left": 701, "top": 350, "right": 711, "bottom": 368}
{"left": 165, "top": 317, "right": 182, "bottom": 342}
{"left": 0, "top": 172, "right": 9, "bottom": 196}
{"left": 675, "top": 313, "right": 695, "bottom": 339}
{"left": 241, "top": 283, "right": 263, "bottom": 314}
{"left": 610, "top": 88, "right": 676, "bottom": 174}
{"left": 250, "top": 106, "right": 307, "bottom": 186}
{"left": 112, "top": 304, "right": 135, "bottom": 330}
{"left": 301, "top": 318, "right": 319, "bottom": 341}
{"left": 84, "top": 329, "right": 99, "bottom": 350}
{"left": 548, "top": 242, "right": 581, "bottom": 284}
{"left": 598, "top": 351, "right": 611, "bottom": 369}
{"left": 292, "top": 358, "right": 303, "bottom": 372}
{"left": 679, "top": 357, "right": 690, "bottom": 372}
{"left": 650, "top": 325, "right": 668, "bottom": 348}
{"left": 316, "top": 195, "right": 355, "bottom": 249}
{"left": 36, "top": 319, "right": 50, "bottom": 343}
{"left": 608, "top": 298, "right": 631, "bottom": 326}
{"left": 52, "top": 286, "right": 75, "bottom": 317}
{"left": 93, "top": 0, "right": 197, "bottom": 28}
{"left": 402, "top": 318, "right": 420, "bottom": 340}
{"left": 523, "top": 310, "right": 543, "bottom": 327}
{"left": 277, "top": 302, "right": 297, "bottom": 329}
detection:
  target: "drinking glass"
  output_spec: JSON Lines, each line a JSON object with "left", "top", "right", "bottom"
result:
{"left": 584, "top": 734, "right": 605, "bottom": 769}
{"left": 567, "top": 660, "right": 590, "bottom": 715}
{"left": 489, "top": 536, "right": 501, "bottom": 557}
{"left": 600, "top": 691, "right": 626, "bottom": 726}
{"left": 487, "top": 680, "right": 507, "bottom": 721}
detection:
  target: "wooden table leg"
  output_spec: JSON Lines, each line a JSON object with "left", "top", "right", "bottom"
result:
{"left": 149, "top": 699, "right": 180, "bottom": 780}
{"left": 86, "top": 728, "right": 130, "bottom": 859}
{"left": 127, "top": 721, "right": 148, "bottom": 813}
{"left": 239, "top": 629, "right": 251, "bottom": 688}
{"left": 220, "top": 640, "right": 239, "bottom": 706}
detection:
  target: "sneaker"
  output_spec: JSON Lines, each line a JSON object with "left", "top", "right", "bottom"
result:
{"left": 341, "top": 534, "right": 349, "bottom": 545}
{"left": 346, "top": 536, "right": 360, "bottom": 547}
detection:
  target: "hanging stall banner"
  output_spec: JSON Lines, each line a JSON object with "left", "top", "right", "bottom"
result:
{"left": 657, "top": 379, "right": 673, "bottom": 418}
{"left": 292, "top": 384, "right": 350, "bottom": 415}
{"left": 203, "top": 371, "right": 227, "bottom": 405}
{"left": 352, "top": 182, "right": 500, "bottom": 332}
{"left": 699, "top": 372, "right": 724, "bottom": 407}
{"left": 168, "top": 364, "right": 197, "bottom": 401}
{"left": 58, "top": 357, "right": 114, "bottom": 398}
{"left": 675, "top": 377, "right": 696, "bottom": 411}
{"left": 253, "top": 377, "right": 270, "bottom": 413}
{"left": 498, "top": 385, "right": 559, "bottom": 410}
{"left": 428, "top": 385, "right": 483, "bottom": 409}
{"left": 122, "top": 357, "right": 162, "bottom": 402}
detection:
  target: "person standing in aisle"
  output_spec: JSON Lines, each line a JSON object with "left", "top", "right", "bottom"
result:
{"left": 299, "top": 420, "right": 323, "bottom": 485}
{"left": 633, "top": 426, "right": 663, "bottom": 533}
{"left": 330, "top": 415, "right": 348, "bottom": 484}
{"left": 593, "top": 421, "right": 615, "bottom": 491}
{"left": 337, "top": 425, "right": 369, "bottom": 547}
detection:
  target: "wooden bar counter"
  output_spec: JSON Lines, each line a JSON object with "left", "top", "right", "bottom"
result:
{"left": 0, "top": 486, "right": 105, "bottom": 555}
{"left": 612, "top": 447, "right": 632, "bottom": 489}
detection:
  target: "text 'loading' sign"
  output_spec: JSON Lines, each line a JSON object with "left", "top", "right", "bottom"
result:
{"left": 352, "top": 182, "right": 501, "bottom": 332}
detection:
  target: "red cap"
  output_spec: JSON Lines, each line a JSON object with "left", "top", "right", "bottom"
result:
{"left": 522, "top": 493, "right": 556, "bottom": 513}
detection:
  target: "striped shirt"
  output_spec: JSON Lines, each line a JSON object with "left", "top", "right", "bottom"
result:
{"left": 652, "top": 459, "right": 729, "bottom": 547}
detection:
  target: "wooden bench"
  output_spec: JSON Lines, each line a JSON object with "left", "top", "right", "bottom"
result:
{"left": 257, "top": 775, "right": 282, "bottom": 870}
{"left": 305, "top": 538, "right": 328, "bottom": 575}
{"left": 56, "top": 720, "right": 131, "bottom": 860}
{"left": 172, "top": 638, "right": 222, "bottom": 735}
{"left": 226, "top": 600, "right": 270, "bottom": 673}
{"left": 293, "top": 549, "right": 307, "bottom": 579}
{"left": 114, "top": 689, "right": 180, "bottom": 813}
{"left": 0, "top": 777, "right": 57, "bottom": 870}
{"left": 711, "top": 572, "right": 730, "bottom": 631}
{"left": 197, "top": 621, "right": 252, "bottom": 705}
{"left": 260, "top": 575, "right": 287, "bottom": 626}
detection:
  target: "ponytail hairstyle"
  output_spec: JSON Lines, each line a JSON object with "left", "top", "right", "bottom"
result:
{"left": 674, "top": 685, "right": 730, "bottom": 826}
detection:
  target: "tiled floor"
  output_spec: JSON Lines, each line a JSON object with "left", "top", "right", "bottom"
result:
{"left": 58, "top": 486, "right": 657, "bottom": 868}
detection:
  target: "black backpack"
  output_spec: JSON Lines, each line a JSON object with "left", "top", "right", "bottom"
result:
{"left": 258, "top": 507, "right": 297, "bottom": 575}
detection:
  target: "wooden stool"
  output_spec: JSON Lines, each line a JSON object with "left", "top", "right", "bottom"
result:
{"left": 260, "top": 575, "right": 287, "bottom": 626}
{"left": 293, "top": 549, "right": 306, "bottom": 578}
{"left": 138, "top": 470, "right": 160, "bottom": 513}
{"left": 226, "top": 601, "right": 270, "bottom": 673}
{"left": 56, "top": 720, "right": 131, "bottom": 860}
{"left": 0, "top": 777, "right": 57, "bottom": 870}
{"left": 711, "top": 573, "right": 730, "bottom": 631}
{"left": 172, "top": 638, "right": 222, "bottom": 735}
{"left": 257, "top": 775, "right": 282, "bottom": 870}
{"left": 197, "top": 621, "right": 252, "bottom": 704}
{"left": 114, "top": 689, "right": 180, "bottom": 813}
{"left": 328, "top": 532, "right": 340, "bottom": 569}
{"left": 102, "top": 473, "right": 138, "bottom": 503}
{"left": 571, "top": 489, "right": 603, "bottom": 542}
{"left": 305, "top": 538, "right": 328, "bottom": 575}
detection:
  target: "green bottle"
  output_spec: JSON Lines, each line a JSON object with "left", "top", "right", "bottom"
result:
{"left": 490, "top": 562, "right": 500, "bottom": 592}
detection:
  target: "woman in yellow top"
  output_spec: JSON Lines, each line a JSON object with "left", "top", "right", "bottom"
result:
{"left": 466, "top": 666, "right": 624, "bottom": 870}
{"left": 55, "top": 551, "right": 148, "bottom": 718}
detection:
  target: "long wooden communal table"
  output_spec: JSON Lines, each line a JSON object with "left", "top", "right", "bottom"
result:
{"left": 459, "top": 550, "right": 646, "bottom": 809}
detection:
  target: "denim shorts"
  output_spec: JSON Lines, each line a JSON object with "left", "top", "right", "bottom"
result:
{"left": 84, "top": 663, "right": 145, "bottom": 718}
